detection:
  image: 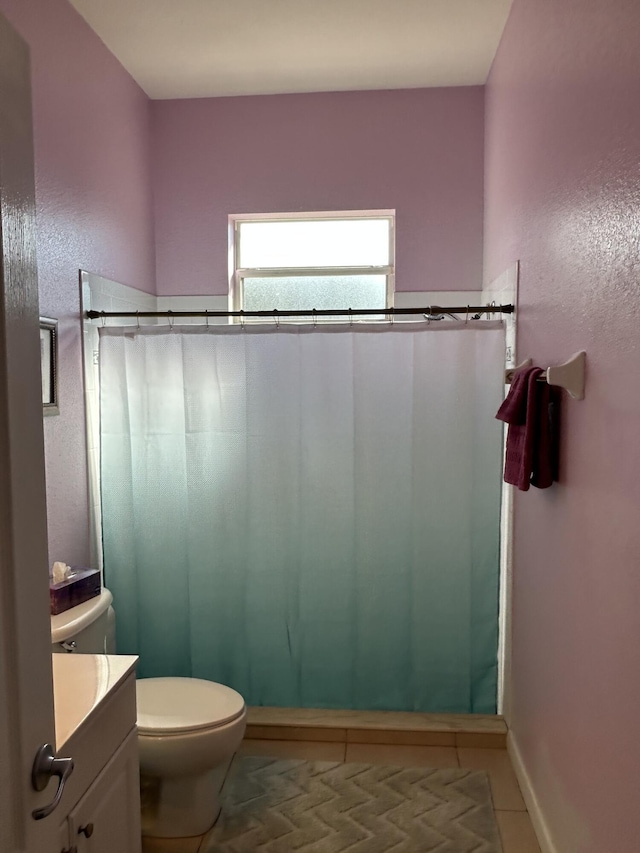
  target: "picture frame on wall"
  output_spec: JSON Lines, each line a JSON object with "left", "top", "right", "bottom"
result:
{"left": 40, "top": 317, "right": 59, "bottom": 416}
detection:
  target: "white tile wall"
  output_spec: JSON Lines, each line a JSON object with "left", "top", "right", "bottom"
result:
{"left": 394, "top": 290, "right": 483, "bottom": 320}
{"left": 80, "top": 272, "right": 160, "bottom": 574}
{"left": 156, "top": 294, "right": 229, "bottom": 325}
{"left": 482, "top": 264, "right": 518, "bottom": 367}
{"left": 481, "top": 262, "right": 519, "bottom": 724}
{"left": 81, "top": 279, "right": 234, "bottom": 574}
{"left": 394, "top": 290, "right": 482, "bottom": 307}
{"left": 82, "top": 281, "right": 500, "bottom": 582}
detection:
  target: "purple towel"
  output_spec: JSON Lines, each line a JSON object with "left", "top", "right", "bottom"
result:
{"left": 496, "top": 366, "right": 556, "bottom": 491}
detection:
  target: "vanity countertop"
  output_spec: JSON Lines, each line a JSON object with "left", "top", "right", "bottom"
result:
{"left": 52, "top": 653, "right": 137, "bottom": 749}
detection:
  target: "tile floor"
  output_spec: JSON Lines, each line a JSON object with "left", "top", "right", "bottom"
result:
{"left": 142, "top": 738, "right": 541, "bottom": 853}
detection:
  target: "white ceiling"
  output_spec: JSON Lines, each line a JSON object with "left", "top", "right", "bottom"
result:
{"left": 68, "top": 0, "right": 513, "bottom": 100}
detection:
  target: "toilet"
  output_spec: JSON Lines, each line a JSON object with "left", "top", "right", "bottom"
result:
{"left": 51, "top": 589, "right": 247, "bottom": 838}
{"left": 136, "top": 676, "right": 246, "bottom": 837}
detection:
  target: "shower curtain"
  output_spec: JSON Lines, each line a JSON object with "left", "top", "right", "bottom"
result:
{"left": 100, "top": 322, "right": 505, "bottom": 713}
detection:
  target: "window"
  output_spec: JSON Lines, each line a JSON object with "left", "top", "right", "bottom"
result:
{"left": 229, "top": 211, "right": 395, "bottom": 320}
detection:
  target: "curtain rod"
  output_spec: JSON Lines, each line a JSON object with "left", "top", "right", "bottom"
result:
{"left": 86, "top": 305, "right": 514, "bottom": 320}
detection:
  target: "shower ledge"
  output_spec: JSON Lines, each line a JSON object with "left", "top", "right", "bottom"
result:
{"left": 246, "top": 707, "right": 507, "bottom": 749}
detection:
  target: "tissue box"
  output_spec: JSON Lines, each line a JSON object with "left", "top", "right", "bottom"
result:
{"left": 50, "top": 567, "right": 101, "bottom": 615}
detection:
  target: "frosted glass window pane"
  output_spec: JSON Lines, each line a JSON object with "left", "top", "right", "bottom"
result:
{"left": 239, "top": 219, "right": 390, "bottom": 268}
{"left": 243, "top": 276, "right": 387, "bottom": 315}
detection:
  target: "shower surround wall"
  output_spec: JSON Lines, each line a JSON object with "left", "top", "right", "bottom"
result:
{"left": 485, "top": 1, "right": 640, "bottom": 851}
{"left": 151, "top": 87, "right": 485, "bottom": 296}
{"left": 0, "top": 0, "right": 155, "bottom": 567}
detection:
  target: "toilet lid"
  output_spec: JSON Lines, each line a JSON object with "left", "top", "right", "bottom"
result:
{"left": 136, "top": 677, "right": 245, "bottom": 735}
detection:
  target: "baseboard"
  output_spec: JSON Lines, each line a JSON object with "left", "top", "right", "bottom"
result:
{"left": 507, "top": 731, "right": 558, "bottom": 853}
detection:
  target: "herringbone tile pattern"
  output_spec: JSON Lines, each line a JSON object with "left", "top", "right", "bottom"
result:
{"left": 203, "top": 756, "right": 503, "bottom": 852}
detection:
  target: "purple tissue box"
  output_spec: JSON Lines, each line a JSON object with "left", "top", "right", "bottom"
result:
{"left": 50, "top": 567, "right": 101, "bottom": 616}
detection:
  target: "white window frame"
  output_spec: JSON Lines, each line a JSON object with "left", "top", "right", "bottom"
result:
{"left": 228, "top": 210, "right": 395, "bottom": 320}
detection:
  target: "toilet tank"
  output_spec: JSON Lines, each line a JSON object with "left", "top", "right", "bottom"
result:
{"left": 51, "top": 589, "right": 116, "bottom": 654}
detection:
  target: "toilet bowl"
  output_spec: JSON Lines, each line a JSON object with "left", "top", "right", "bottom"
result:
{"left": 137, "top": 677, "right": 246, "bottom": 837}
{"left": 51, "top": 590, "right": 247, "bottom": 838}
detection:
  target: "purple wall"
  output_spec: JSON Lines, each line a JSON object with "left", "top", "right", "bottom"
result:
{"left": 152, "top": 88, "right": 485, "bottom": 296}
{"left": 0, "top": 0, "right": 155, "bottom": 565}
{"left": 485, "top": 1, "right": 640, "bottom": 850}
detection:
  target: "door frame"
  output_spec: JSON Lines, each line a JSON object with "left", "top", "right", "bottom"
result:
{"left": 0, "top": 11, "right": 58, "bottom": 852}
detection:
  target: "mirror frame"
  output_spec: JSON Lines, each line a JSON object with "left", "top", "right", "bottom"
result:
{"left": 40, "top": 317, "right": 59, "bottom": 416}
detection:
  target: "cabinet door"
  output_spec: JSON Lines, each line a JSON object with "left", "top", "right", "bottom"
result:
{"left": 57, "top": 820, "right": 71, "bottom": 853}
{"left": 67, "top": 729, "right": 141, "bottom": 853}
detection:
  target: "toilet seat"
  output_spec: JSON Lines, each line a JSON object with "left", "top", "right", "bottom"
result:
{"left": 136, "top": 677, "right": 245, "bottom": 736}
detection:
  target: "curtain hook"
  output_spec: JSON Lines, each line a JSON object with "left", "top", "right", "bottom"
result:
{"left": 136, "top": 311, "right": 140, "bottom": 330}
{"left": 101, "top": 312, "right": 106, "bottom": 328}
{"left": 205, "top": 309, "right": 209, "bottom": 327}
{"left": 273, "top": 309, "right": 280, "bottom": 329}
{"left": 240, "top": 310, "right": 245, "bottom": 329}
{"left": 168, "top": 310, "right": 174, "bottom": 330}
{"left": 312, "top": 308, "right": 317, "bottom": 328}
{"left": 465, "top": 305, "right": 470, "bottom": 325}
{"left": 349, "top": 307, "right": 353, "bottom": 327}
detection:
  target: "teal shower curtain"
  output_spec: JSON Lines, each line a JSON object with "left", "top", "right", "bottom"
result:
{"left": 100, "top": 322, "right": 504, "bottom": 713}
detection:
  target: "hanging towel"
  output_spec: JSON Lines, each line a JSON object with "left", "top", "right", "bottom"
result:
{"left": 531, "top": 381, "right": 559, "bottom": 488}
{"left": 496, "top": 366, "right": 557, "bottom": 491}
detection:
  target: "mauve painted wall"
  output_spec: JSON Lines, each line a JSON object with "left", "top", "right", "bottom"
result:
{"left": 0, "top": 0, "right": 155, "bottom": 565}
{"left": 152, "top": 88, "right": 484, "bottom": 296}
{"left": 485, "top": 1, "right": 640, "bottom": 851}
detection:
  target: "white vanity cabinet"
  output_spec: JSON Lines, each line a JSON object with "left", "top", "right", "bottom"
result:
{"left": 58, "top": 730, "right": 140, "bottom": 853}
{"left": 52, "top": 654, "right": 141, "bottom": 853}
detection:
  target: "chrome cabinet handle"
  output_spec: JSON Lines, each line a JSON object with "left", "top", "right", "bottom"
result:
{"left": 31, "top": 743, "right": 74, "bottom": 820}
